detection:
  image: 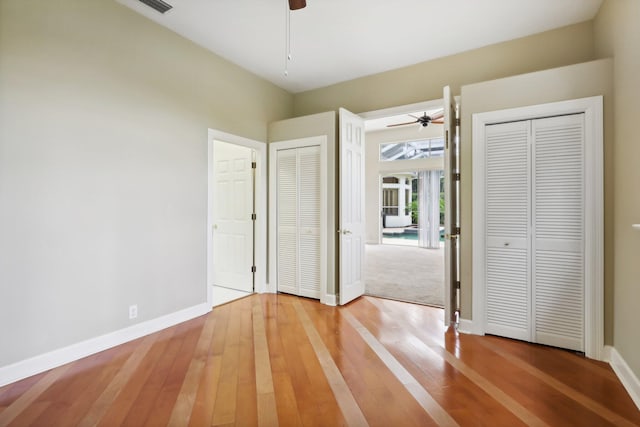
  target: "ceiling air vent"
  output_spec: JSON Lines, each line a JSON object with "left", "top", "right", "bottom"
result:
{"left": 138, "top": 0, "right": 173, "bottom": 14}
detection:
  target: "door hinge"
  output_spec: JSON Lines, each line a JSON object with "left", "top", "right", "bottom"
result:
{"left": 455, "top": 118, "right": 460, "bottom": 126}
{"left": 455, "top": 226, "right": 461, "bottom": 235}
{"left": 251, "top": 161, "right": 257, "bottom": 169}
{"left": 455, "top": 281, "right": 461, "bottom": 290}
{"left": 251, "top": 213, "right": 257, "bottom": 220}
{"left": 251, "top": 266, "right": 257, "bottom": 273}
{"left": 453, "top": 172, "right": 461, "bottom": 181}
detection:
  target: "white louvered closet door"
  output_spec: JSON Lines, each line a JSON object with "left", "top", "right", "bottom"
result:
{"left": 297, "top": 146, "right": 322, "bottom": 299}
{"left": 532, "top": 114, "right": 585, "bottom": 351}
{"left": 484, "top": 121, "right": 531, "bottom": 341}
{"left": 484, "top": 114, "right": 586, "bottom": 352}
{"left": 276, "top": 149, "right": 298, "bottom": 296}
{"left": 276, "top": 146, "right": 322, "bottom": 299}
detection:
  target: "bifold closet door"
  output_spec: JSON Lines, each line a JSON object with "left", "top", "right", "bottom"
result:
{"left": 532, "top": 114, "right": 585, "bottom": 352}
{"left": 484, "top": 114, "right": 585, "bottom": 352}
{"left": 484, "top": 121, "right": 531, "bottom": 341}
{"left": 276, "top": 146, "right": 322, "bottom": 299}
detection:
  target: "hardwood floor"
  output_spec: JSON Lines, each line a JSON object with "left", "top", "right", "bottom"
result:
{"left": 0, "top": 294, "right": 638, "bottom": 426}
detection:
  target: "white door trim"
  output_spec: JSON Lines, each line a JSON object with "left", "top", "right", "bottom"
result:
{"left": 207, "top": 129, "right": 268, "bottom": 308}
{"left": 471, "top": 96, "right": 604, "bottom": 360}
{"left": 269, "top": 136, "right": 329, "bottom": 304}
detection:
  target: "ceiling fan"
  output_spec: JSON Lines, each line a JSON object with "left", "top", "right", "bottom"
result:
{"left": 289, "top": 0, "right": 306, "bottom": 10}
{"left": 386, "top": 111, "right": 444, "bottom": 128}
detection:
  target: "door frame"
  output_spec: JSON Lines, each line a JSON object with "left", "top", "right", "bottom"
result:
{"left": 361, "top": 98, "right": 455, "bottom": 311}
{"left": 471, "top": 96, "right": 604, "bottom": 360}
{"left": 207, "top": 129, "right": 267, "bottom": 308}
{"left": 268, "top": 136, "right": 329, "bottom": 304}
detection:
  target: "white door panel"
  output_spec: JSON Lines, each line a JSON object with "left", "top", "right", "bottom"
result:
{"left": 339, "top": 108, "right": 365, "bottom": 305}
{"left": 532, "top": 114, "right": 585, "bottom": 352}
{"left": 213, "top": 140, "right": 253, "bottom": 293}
{"left": 443, "top": 86, "right": 459, "bottom": 325}
{"left": 484, "top": 120, "right": 531, "bottom": 340}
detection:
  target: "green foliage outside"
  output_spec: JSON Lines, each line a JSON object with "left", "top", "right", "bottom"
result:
{"left": 410, "top": 190, "right": 445, "bottom": 225}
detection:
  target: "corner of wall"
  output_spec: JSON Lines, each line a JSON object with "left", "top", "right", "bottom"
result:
{"left": 608, "top": 346, "right": 640, "bottom": 410}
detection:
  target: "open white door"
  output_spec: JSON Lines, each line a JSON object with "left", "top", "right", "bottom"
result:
{"left": 443, "top": 86, "right": 460, "bottom": 326}
{"left": 338, "top": 108, "right": 365, "bottom": 305}
{"left": 212, "top": 140, "right": 254, "bottom": 293}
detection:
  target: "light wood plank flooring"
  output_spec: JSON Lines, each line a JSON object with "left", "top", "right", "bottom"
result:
{"left": 0, "top": 294, "right": 638, "bottom": 426}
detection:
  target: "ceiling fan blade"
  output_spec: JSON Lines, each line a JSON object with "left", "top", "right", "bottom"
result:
{"left": 288, "top": 0, "right": 306, "bottom": 10}
{"left": 429, "top": 109, "right": 444, "bottom": 120}
{"left": 387, "top": 120, "right": 419, "bottom": 127}
{"left": 431, "top": 120, "right": 444, "bottom": 124}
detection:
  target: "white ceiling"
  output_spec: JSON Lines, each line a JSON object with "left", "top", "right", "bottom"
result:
{"left": 117, "top": 0, "right": 603, "bottom": 94}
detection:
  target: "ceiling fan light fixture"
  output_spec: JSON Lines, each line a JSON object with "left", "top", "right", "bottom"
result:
{"left": 288, "top": 0, "right": 306, "bottom": 10}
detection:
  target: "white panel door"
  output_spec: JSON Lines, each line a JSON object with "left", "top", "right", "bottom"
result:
{"left": 212, "top": 140, "right": 253, "bottom": 292}
{"left": 443, "top": 86, "right": 459, "bottom": 325}
{"left": 484, "top": 121, "right": 531, "bottom": 341}
{"left": 339, "top": 108, "right": 365, "bottom": 305}
{"left": 532, "top": 114, "right": 585, "bottom": 351}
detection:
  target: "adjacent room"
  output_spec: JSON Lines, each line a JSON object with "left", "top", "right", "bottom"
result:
{"left": 363, "top": 109, "right": 446, "bottom": 307}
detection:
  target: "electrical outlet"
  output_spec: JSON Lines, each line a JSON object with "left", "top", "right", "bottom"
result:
{"left": 129, "top": 304, "right": 138, "bottom": 319}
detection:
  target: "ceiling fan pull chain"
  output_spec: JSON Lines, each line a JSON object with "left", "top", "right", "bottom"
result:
{"left": 284, "top": 4, "right": 291, "bottom": 76}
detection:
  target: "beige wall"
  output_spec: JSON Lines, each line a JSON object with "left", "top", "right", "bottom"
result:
{"left": 268, "top": 112, "right": 338, "bottom": 294}
{"left": 0, "top": 0, "right": 292, "bottom": 367}
{"left": 459, "top": 59, "right": 614, "bottom": 345}
{"left": 594, "top": 0, "right": 640, "bottom": 376}
{"left": 293, "top": 22, "right": 595, "bottom": 117}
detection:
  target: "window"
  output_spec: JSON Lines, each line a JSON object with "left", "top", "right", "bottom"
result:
{"left": 382, "top": 188, "right": 398, "bottom": 215}
{"left": 380, "top": 138, "right": 445, "bottom": 161}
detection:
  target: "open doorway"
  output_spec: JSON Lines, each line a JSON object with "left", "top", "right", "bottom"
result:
{"left": 207, "top": 130, "right": 268, "bottom": 309}
{"left": 211, "top": 139, "right": 255, "bottom": 306}
{"left": 363, "top": 105, "right": 446, "bottom": 307}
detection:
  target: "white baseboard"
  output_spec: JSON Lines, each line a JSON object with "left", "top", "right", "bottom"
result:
{"left": 458, "top": 318, "right": 483, "bottom": 335}
{"left": 262, "top": 281, "right": 277, "bottom": 294}
{"left": 608, "top": 346, "right": 640, "bottom": 410}
{"left": 322, "top": 294, "right": 337, "bottom": 306}
{"left": 0, "top": 302, "right": 211, "bottom": 388}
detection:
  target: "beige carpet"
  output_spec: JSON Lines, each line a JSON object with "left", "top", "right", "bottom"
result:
{"left": 364, "top": 243, "right": 444, "bottom": 307}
